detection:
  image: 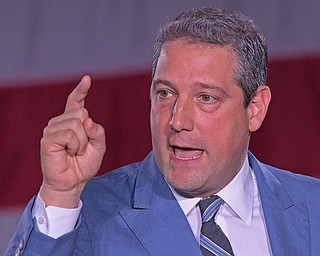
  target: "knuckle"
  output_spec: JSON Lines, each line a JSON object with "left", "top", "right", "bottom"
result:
{"left": 42, "top": 124, "right": 53, "bottom": 136}
{"left": 64, "top": 129, "right": 76, "bottom": 140}
{"left": 47, "top": 115, "right": 59, "bottom": 126}
{"left": 70, "top": 118, "right": 84, "bottom": 130}
{"left": 66, "top": 108, "right": 88, "bottom": 121}
{"left": 40, "top": 135, "right": 48, "bottom": 147}
{"left": 40, "top": 130, "right": 55, "bottom": 150}
{"left": 79, "top": 108, "right": 89, "bottom": 120}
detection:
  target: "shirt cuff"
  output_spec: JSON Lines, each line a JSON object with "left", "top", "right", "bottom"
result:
{"left": 32, "top": 194, "right": 82, "bottom": 239}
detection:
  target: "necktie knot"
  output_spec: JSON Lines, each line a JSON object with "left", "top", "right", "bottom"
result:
{"left": 199, "top": 195, "right": 223, "bottom": 223}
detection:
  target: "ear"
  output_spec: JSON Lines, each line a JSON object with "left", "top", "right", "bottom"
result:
{"left": 247, "top": 85, "right": 271, "bottom": 132}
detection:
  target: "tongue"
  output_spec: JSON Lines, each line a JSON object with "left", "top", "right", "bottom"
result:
{"left": 174, "top": 148, "right": 203, "bottom": 159}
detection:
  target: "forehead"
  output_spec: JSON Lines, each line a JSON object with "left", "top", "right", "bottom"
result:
{"left": 159, "top": 39, "right": 235, "bottom": 65}
{"left": 154, "top": 39, "right": 237, "bottom": 84}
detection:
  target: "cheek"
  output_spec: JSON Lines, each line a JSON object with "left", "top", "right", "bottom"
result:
{"left": 219, "top": 118, "right": 250, "bottom": 158}
{"left": 150, "top": 107, "right": 166, "bottom": 146}
{"left": 150, "top": 104, "right": 171, "bottom": 131}
{"left": 203, "top": 113, "right": 249, "bottom": 152}
{"left": 150, "top": 111, "right": 161, "bottom": 135}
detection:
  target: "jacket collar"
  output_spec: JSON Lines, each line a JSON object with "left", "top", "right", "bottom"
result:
{"left": 120, "top": 151, "right": 310, "bottom": 255}
{"left": 119, "top": 151, "right": 203, "bottom": 256}
{"left": 249, "top": 152, "right": 310, "bottom": 255}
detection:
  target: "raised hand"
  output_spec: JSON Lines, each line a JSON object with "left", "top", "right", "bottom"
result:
{"left": 39, "top": 75, "right": 106, "bottom": 208}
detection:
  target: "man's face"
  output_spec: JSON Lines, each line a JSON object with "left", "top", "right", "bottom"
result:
{"left": 150, "top": 39, "right": 253, "bottom": 197}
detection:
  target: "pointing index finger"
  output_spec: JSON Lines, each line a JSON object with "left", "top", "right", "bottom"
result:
{"left": 65, "top": 75, "right": 92, "bottom": 112}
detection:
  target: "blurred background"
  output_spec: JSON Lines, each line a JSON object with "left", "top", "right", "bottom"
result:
{"left": 1, "top": 1, "right": 319, "bottom": 253}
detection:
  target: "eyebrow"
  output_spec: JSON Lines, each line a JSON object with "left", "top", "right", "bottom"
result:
{"left": 196, "top": 82, "right": 229, "bottom": 95}
{"left": 152, "top": 79, "right": 173, "bottom": 88}
{"left": 152, "top": 79, "right": 229, "bottom": 96}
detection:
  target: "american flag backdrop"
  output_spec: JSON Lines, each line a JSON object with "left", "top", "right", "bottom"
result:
{"left": 1, "top": 1, "right": 320, "bottom": 253}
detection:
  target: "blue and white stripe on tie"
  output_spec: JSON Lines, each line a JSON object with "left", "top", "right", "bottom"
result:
{"left": 199, "top": 196, "right": 234, "bottom": 256}
{"left": 201, "top": 197, "right": 223, "bottom": 222}
{"left": 200, "top": 234, "right": 233, "bottom": 256}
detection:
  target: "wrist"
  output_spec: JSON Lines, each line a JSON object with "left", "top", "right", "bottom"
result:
{"left": 39, "top": 183, "right": 84, "bottom": 208}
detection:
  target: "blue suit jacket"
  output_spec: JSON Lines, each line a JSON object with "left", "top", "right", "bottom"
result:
{"left": 6, "top": 152, "right": 320, "bottom": 255}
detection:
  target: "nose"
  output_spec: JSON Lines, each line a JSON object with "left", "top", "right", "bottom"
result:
{"left": 169, "top": 99, "right": 194, "bottom": 132}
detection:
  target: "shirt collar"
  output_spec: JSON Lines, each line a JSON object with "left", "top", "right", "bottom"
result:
{"left": 170, "top": 155, "right": 254, "bottom": 225}
{"left": 217, "top": 156, "right": 254, "bottom": 225}
{"left": 171, "top": 188, "right": 202, "bottom": 217}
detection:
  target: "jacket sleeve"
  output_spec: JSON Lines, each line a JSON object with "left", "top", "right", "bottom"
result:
{"left": 5, "top": 196, "right": 91, "bottom": 256}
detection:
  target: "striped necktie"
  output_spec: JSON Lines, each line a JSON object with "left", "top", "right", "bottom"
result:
{"left": 199, "top": 196, "right": 234, "bottom": 256}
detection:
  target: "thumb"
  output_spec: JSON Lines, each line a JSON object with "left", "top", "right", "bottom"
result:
{"left": 83, "top": 118, "right": 106, "bottom": 154}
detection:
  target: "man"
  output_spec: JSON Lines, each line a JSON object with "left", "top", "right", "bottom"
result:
{"left": 6, "top": 7, "right": 320, "bottom": 256}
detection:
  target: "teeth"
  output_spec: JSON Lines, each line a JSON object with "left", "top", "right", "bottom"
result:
{"left": 173, "top": 147, "right": 203, "bottom": 160}
{"left": 175, "top": 154, "right": 202, "bottom": 161}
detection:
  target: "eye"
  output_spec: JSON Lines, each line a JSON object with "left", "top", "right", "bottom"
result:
{"left": 157, "top": 89, "right": 173, "bottom": 98}
{"left": 199, "top": 94, "right": 215, "bottom": 103}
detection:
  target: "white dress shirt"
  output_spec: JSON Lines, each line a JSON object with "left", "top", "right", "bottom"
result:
{"left": 33, "top": 156, "right": 273, "bottom": 255}
{"left": 171, "top": 156, "right": 273, "bottom": 255}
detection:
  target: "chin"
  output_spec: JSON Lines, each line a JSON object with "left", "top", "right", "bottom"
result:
{"left": 166, "top": 174, "right": 202, "bottom": 195}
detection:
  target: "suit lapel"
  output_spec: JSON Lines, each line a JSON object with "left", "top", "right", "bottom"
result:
{"left": 119, "top": 152, "right": 202, "bottom": 256}
{"left": 249, "top": 153, "right": 311, "bottom": 256}
{"left": 118, "top": 151, "right": 311, "bottom": 255}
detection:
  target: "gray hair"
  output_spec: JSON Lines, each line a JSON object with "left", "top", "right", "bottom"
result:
{"left": 152, "top": 7, "right": 268, "bottom": 107}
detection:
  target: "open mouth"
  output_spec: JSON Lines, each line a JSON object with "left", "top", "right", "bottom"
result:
{"left": 172, "top": 146, "right": 204, "bottom": 160}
